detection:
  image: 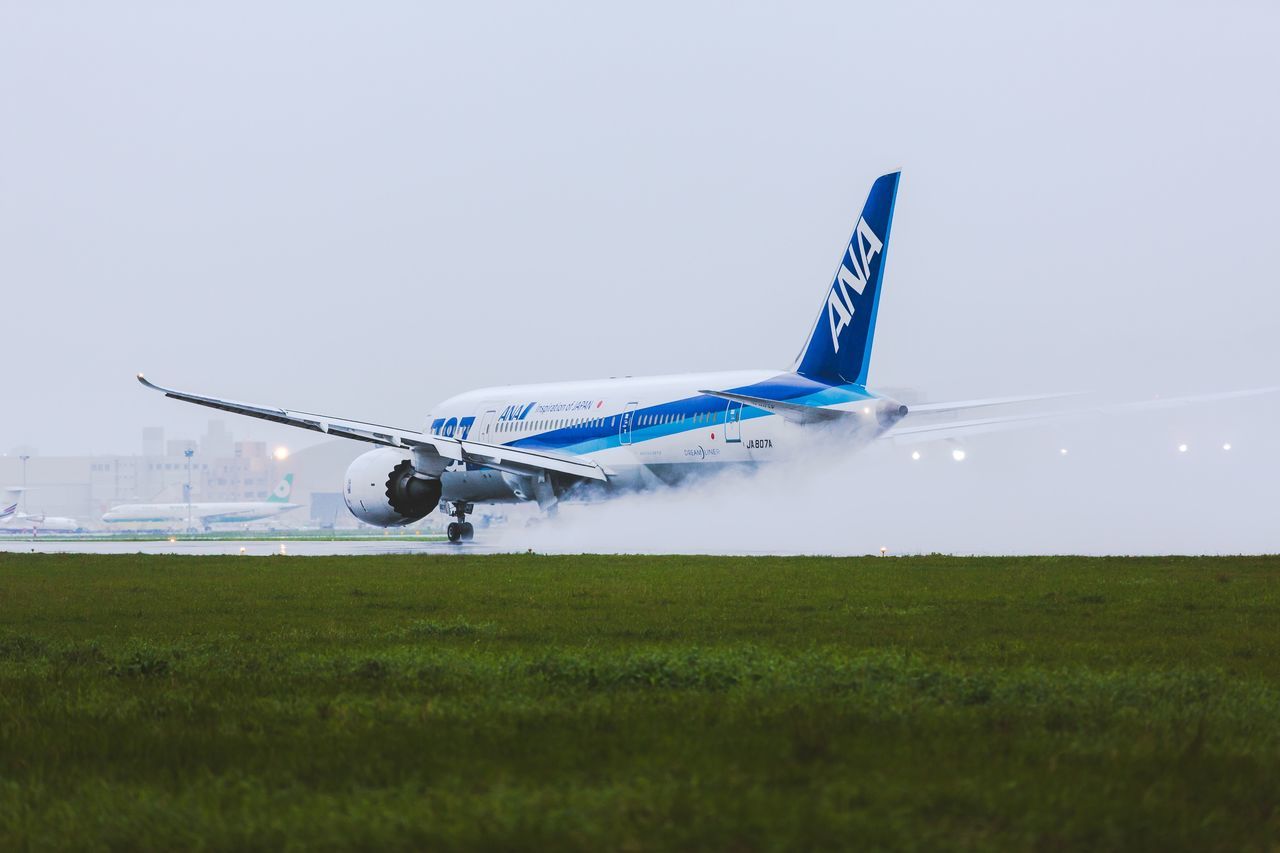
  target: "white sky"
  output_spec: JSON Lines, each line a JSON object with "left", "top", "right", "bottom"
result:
{"left": 3, "top": 1, "right": 1278, "bottom": 455}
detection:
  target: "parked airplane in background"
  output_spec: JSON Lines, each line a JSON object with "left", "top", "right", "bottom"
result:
{"left": 0, "top": 490, "right": 81, "bottom": 534}
{"left": 102, "top": 474, "right": 300, "bottom": 529}
{"left": 138, "top": 171, "right": 1274, "bottom": 542}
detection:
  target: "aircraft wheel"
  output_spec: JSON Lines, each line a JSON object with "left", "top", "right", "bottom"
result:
{"left": 460, "top": 522, "right": 475, "bottom": 541}
{"left": 446, "top": 522, "right": 462, "bottom": 543}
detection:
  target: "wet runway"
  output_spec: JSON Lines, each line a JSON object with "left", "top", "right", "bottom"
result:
{"left": 0, "top": 538, "right": 509, "bottom": 556}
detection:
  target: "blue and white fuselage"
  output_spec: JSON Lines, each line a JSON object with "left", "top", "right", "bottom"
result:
{"left": 140, "top": 172, "right": 905, "bottom": 539}
{"left": 425, "top": 370, "right": 901, "bottom": 505}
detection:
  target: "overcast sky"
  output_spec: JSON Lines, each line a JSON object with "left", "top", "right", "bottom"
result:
{"left": 2, "top": 1, "right": 1277, "bottom": 456}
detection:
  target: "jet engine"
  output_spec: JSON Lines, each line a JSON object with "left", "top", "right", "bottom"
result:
{"left": 343, "top": 448, "right": 442, "bottom": 527}
{"left": 876, "top": 398, "right": 910, "bottom": 429}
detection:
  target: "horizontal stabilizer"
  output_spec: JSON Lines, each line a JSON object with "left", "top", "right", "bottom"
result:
{"left": 698, "top": 389, "right": 855, "bottom": 425}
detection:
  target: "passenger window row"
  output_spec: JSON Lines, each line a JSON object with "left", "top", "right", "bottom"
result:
{"left": 493, "top": 415, "right": 619, "bottom": 434}
{"left": 486, "top": 408, "right": 727, "bottom": 435}
{"left": 635, "top": 411, "right": 722, "bottom": 427}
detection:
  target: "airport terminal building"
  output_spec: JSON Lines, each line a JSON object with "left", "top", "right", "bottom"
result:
{"left": 0, "top": 421, "right": 364, "bottom": 530}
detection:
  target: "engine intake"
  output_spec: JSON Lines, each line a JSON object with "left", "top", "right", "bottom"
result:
{"left": 344, "top": 448, "right": 442, "bottom": 527}
{"left": 386, "top": 459, "right": 441, "bottom": 518}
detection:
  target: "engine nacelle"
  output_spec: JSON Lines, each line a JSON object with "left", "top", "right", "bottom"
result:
{"left": 344, "top": 448, "right": 442, "bottom": 527}
{"left": 875, "top": 398, "right": 909, "bottom": 429}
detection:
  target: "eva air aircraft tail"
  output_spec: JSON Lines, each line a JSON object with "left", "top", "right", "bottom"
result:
{"left": 267, "top": 473, "right": 294, "bottom": 503}
{"left": 137, "top": 170, "right": 1276, "bottom": 541}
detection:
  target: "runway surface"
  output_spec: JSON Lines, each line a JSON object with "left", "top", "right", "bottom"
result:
{"left": 0, "top": 538, "right": 507, "bottom": 556}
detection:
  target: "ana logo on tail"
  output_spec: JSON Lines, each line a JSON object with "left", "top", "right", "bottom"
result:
{"left": 794, "top": 171, "right": 899, "bottom": 386}
{"left": 827, "top": 218, "right": 883, "bottom": 352}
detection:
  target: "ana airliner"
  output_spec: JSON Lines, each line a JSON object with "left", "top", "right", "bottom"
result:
{"left": 101, "top": 473, "right": 300, "bottom": 529}
{"left": 138, "top": 172, "right": 1272, "bottom": 542}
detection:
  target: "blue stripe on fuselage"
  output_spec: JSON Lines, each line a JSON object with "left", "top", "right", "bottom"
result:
{"left": 502, "top": 373, "right": 875, "bottom": 456}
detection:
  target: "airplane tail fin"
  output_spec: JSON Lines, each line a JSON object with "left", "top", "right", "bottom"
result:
{"left": 793, "top": 171, "right": 900, "bottom": 387}
{"left": 0, "top": 502, "right": 17, "bottom": 520}
{"left": 268, "top": 473, "right": 294, "bottom": 503}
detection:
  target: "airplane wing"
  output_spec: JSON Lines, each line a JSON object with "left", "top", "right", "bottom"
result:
{"left": 882, "top": 411, "right": 1060, "bottom": 442}
{"left": 136, "top": 375, "right": 609, "bottom": 482}
{"left": 905, "top": 392, "right": 1083, "bottom": 415}
{"left": 882, "top": 386, "right": 1279, "bottom": 444}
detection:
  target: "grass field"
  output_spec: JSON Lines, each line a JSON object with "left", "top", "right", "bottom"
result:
{"left": 1, "top": 553, "right": 1278, "bottom": 851}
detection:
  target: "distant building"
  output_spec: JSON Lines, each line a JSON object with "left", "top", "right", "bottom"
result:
{"left": 0, "top": 422, "right": 366, "bottom": 529}
{"left": 141, "top": 427, "right": 164, "bottom": 457}
{"left": 165, "top": 439, "right": 197, "bottom": 457}
{"left": 200, "top": 420, "right": 233, "bottom": 460}
{"left": 0, "top": 420, "right": 450, "bottom": 531}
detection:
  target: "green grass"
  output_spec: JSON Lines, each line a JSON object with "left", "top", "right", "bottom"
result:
{"left": 1, "top": 553, "right": 1278, "bottom": 851}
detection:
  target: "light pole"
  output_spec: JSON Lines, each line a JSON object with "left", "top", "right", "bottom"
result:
{"left": 18, "top": 455, "right": 30, "bottom": 514}
{"left": 184, "top": 448, "right": 195, "bottom": 534}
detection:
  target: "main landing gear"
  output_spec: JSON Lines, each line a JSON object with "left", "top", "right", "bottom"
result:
{"left": 445, "top": 501, "right": 475, "bottom": 543}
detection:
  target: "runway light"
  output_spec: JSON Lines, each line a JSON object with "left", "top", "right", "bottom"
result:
{"left": 911, "top": 450, "right": 921, "bottom": 461}
{"left": 273, "top": 446, "right": 290, "bottom": 461}
{"left": 951, "top": 449, "right": 966, "bottom": 462}
{"left": 239, "top": 546, "right": 246, "bottom": 555}
{"left": 879, "top": 546, "right": 888, "bottom": 557}
{"left": 1222, "top": 443, "right": 1232, "bottom": 451}
{"left": 1178, "top": 443, "right": 1189, "bottom": 453}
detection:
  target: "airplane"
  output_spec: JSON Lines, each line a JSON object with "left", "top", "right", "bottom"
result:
{"left": 136, "top": 171, "right": 1274, "bottom": 543}
{"left": 101, "top": 473, "right": 301, "bottom": 529}
{"left": 0, "top": 490, "right": 80, "bottom": 534}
